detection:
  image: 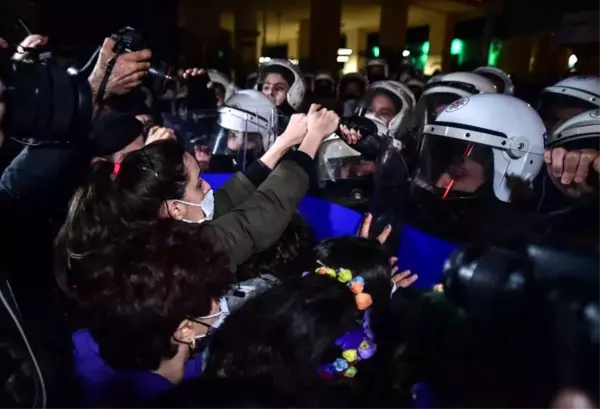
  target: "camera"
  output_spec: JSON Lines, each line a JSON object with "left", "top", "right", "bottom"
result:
{"left": 0, "top": 59, "right": 93, "bottom": 143}
{"left": 443, "top": 240, "right": 599, "bottom": 404}
{"left": 110, "top": 27, "right": 175, "bottom": 95}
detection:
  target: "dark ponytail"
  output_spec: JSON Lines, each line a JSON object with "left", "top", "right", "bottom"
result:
{"left": 55, "top": 139, "right": 189, "bottom": 296}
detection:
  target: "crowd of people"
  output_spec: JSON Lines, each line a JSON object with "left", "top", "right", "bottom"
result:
{"left": 0, "top": 30, "right": 598, "bottom": 408}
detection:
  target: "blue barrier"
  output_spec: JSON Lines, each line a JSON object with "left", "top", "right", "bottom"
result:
{"left": 204, "top": 173, "right": 457, "bottom": 288}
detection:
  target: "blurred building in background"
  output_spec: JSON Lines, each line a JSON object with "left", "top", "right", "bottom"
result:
{"left": 2, "top": 0, "right": 598, "bottom": 85}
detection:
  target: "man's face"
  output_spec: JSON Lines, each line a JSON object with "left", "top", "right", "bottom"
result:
{"left": 435, "top": 157, "right": 485, "bottom": 194}
{"left": 369, "top": 94, "right": 398, "bottom": 125}
{"left": 262, "top": 73, "right": 289, "bottom": 107}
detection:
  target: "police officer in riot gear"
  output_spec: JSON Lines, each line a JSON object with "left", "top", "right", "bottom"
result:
{"left": 372, "top": 93, "right": 547, "bottom": 248}
{"left": 336, "top": 72, "right": 367, "bottom": 117}
{"left": 256, "top": 58, "right": 306, "bottom": 116}
{"left": 537, "top": 76, "right": 600, "bottom": 132}
{"left": 207, "top": 69, "right": 237, "bottom": 106}
{"left": 473, "top": 66, "right": 515, "bottom": 95}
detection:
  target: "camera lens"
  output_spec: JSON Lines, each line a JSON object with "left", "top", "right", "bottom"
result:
{"left": 0, "top": 61, "right": 92, "bottom": 142}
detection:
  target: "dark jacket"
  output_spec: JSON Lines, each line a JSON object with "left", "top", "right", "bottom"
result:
{"left": 202, "top": 151, "right": 313, "bottom": 269}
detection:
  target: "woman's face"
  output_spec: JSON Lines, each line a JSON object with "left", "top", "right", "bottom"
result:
{"left": 180, "top": 152, "right": 211, "bottom": 220}
{"left": 262, "top": 73, "right": 289, "bottom": 107}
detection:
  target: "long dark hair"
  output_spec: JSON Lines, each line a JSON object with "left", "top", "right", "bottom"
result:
{"left": 78, "top": 221, "right": 234, "bottom": 371}
{"left": 204, "top": 236, "right": 403, "bottom": 407}
{"left": 55, "top": 140, "right": 188, "bottom": 295}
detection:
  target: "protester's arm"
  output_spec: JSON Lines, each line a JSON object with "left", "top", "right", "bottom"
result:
{"left": 202, "top": 152, "right": 312, "bottom": 268}
{"left": 213, "top": 114, "right": 308, "bottom": 218}
{"left": 204, "top": 105, "right": 338, "bottom": 268}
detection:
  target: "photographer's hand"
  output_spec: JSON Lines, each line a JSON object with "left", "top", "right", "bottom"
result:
{"left": 12, "top": 34, "right": 48, "bottom": 61}
{"left": 88, "top": 38, "right": 151, "bottom": 102}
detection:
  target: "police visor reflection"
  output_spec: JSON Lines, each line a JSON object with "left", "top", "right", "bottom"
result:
{"left": 413, "top": 94, "right": 546, "bottom": 203}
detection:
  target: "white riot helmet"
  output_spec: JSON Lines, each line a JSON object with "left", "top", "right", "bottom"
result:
{"left": 357, "top": 80, "right": 416, "bottom": 138}
{"left": 256, "top": 58, "right": 306, "bottom": 112}
{"left": 406, "top": 77, "right": 425, "bottom": 101}
{"left": 314, "top": 72, "right": 335, "bottom": 94}
{"left": 207, "top": 69, "right": 237, "bottom": 105}
{"left": 414, "top": 93, "right": 545, "bottom": 203}
{"left": 548, "top": 108, "right": 600, "bottom": 148}
{"left": 473, "top": 66, "right": 515, "bottom": 95}
{"left": 366, "top": 59, "right": 389, "bottom": 82}
{"left": 537, "top": 76, "right": 600, "bottom": 132}
{"left": 211, "top": 90, "right": 278, "bottom": 167}
{"left": 414, "top": 71, "right": 497, "bottom": 131}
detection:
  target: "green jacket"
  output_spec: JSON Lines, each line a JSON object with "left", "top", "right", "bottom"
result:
{"left": 212, "top": 170, "right": 259, "bottom": 220}
{"left": 201, "top": 157, "right": 310, "bottom": 269}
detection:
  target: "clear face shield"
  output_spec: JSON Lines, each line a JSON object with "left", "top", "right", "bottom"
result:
{"left": 413, "top": 92, "right": 468, "bottom": 129}
{"left": 209, "top": 105, "right": 277, "bottom": 172}
{"left": 316, "top": 138, "right": 375, "bottom": 209}
{"left": 162, "top": 108, "right": 218, "bottom": 171}
{"left": 409, "top": 129, "right": 544, "bottom": 241}
{"left": 413, "top": 134, "right": 493, "bottom": 201}
{"left": 367, "top": 64, "right": 387, "bottom": 82}
{"left": 537, "top": 92, "right": 598, "bottom": 133}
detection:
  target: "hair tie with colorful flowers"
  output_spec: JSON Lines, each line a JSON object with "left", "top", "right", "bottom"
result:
{"left": 309, "top": 261, "right": 377, "bottom": 380}
{"left": 314, "top": 262, "right": 373, "bottom": 311}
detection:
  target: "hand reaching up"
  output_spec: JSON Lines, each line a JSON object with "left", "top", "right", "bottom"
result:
{"left": 307, "top": 104, "right": 340, "bottom": 137}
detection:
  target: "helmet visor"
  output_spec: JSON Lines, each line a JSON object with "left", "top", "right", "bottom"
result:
{"left": 538, "top": 91, "right": 598, "bottom": 133}
{"left": 412, "top": 133, "right": 494, "bottom": 200}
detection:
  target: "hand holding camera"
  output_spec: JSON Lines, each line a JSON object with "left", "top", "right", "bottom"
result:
{"left": 88, "top": 37, "right": 152, "bottom": 102}
{"left": 12, "top": 34, "right": 48, "bottom": 62}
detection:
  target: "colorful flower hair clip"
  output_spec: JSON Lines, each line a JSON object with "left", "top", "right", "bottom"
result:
{"left": 312, "top": 262, "right": 377, "bottom": 380}
{"left": 314, "top": 262, "right": 373, "bottom": 311}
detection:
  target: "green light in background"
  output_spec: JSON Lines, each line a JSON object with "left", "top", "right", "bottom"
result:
{"left": 372, "top": 46, "right": 380, "bottom": 58}
{"left": 218, "top": 50, "right": 224, "bottom": 58}
{"left": 421, "top": 41, "right": 430, "bottom": 55}
{"left": 487, "top": 40, "right": 502, "bottom": 66}
{"left": 450, "top": 39, "right": 464, "bottom": 55}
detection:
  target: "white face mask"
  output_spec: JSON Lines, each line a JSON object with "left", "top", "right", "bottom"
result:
{"left": 364, "top": 112, "right": 390, "bottom": 135}
{"left": 176, "top": 189, "right": 215, "bottom": 223}
{"left": 195, "top": 297, "right": 229, "bottom": 341}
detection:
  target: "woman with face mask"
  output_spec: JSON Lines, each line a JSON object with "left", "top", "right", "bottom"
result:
{"left": 56, "top": 106, "right": 339, "bottom": 281}
{"left": 70, "top": 221, "right": 237, "bottom": 407}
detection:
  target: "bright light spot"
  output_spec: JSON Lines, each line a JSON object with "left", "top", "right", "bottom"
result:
{"left": 258, "top": 56, "right": 271, "bottom": 64}
{"left": 402, "top": 50, "right": 410, "bottom": 57}
{"left": 568, "top": 54, "right": 578, "bottom": 69}
{"left": 372, "top": 46, "right": 380, "bottom": 58}
{"left": 337, "top": 48, "right": 353, "bottom": 56}
{"left": 289, "top": 59, "right": 299, "bottom": 65}
{"left": 337, "top": 55, "right": 349, "bottom": 63}
{"left": 421, "top": 41, "right": 430, "bottom": 54}
{"left": 450, "top": 39, "right": 464, "bottom": 55}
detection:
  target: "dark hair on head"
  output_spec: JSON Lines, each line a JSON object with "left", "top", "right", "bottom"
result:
{"left": 315, "top": 236, "right": 392, "bottom": 305}
{"left": 55, "top": 139, "right": 189, "bottom": 295}
{"left": 152, "top": 377, "right": 296, "bottom": 408}
{"left": 76, "top": 221, "right": 234, "bottom": 371}
{"left": 235, "top": 212, "right": 316, "bottom": 282}
{"left": 204, "top": 236, "right": 399, "bottom": 407}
